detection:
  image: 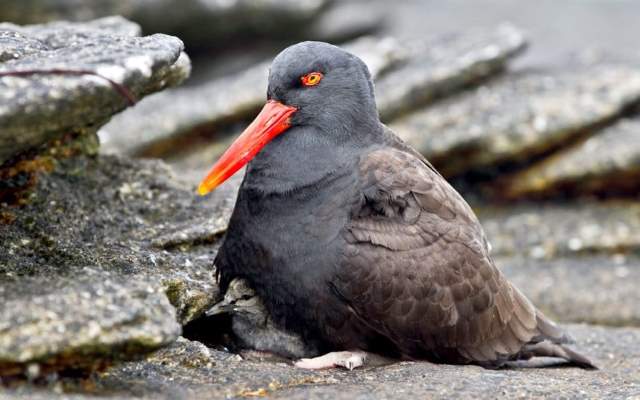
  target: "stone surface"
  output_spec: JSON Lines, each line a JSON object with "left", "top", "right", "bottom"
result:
{"left": 0, "top": 30, "right": 48, "bottom": 62}
{"left": 0, "top": 269, "right": 180, "bottom": 377}
{"left": 391, "top": 66, "right": 640, "bottom": 177}
{"left": 498, "top": 254, "right": 640, "bottom": 327}
{"left": 477, "top": 201, "right": 640, "bottom": 258}
{"left": 376, "top": 24, "right": 527, "bottom": 120}
{"left": 0, "top": 16, "right": 190, "bottom": 165}
{"left": 307, "top": 0, "right": 385, "bottom": 43}
{"left": 0, "top": 0, "right": 331, "bottom": 50}
{"left": 3, "top": 325, "right": 635, "bottom": 399}
{"left": 0, "top": 153, "right": 237, "bottom": 374}
{"left": 1, "top": 154, "right": 233, "bottom": 324}
{"left": 501, "top": 117, "right": 640, "bottom": 199}
{"left": 99, "top": 36, "right": 404, "bottom": 158}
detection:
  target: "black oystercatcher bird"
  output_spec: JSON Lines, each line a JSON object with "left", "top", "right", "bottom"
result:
{"left": 198, "top": 41, "right": 596, "bottom": 370}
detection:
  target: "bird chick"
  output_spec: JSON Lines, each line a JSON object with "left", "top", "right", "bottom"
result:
{"left": 207, "top": 278, "right": 317, "bottom": 360}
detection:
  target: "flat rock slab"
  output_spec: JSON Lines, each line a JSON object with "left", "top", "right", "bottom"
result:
{"left": 4, "top": 324, "right": 634, "bottom": 399}
{"left": 498, "top": 254, "right": 640, "bottom": 327}
{"left": 477, "top": 201, "right": 640, "bottom": 258}
{"left": 0, "top": 16, "right": 190, "bottom": 165}
{"left": 391, "top": 66, "right": 640, "bottom": 177}
{"left": 501, "top": 117, "right": 640, "bottom": 199}
{"left": 0, "top": 154, "right": 235, "bottom": 374}
{"left": 0, "top": 269, "right": 180, "bottom": 377}
{"left": 0, "top": 0, "right": 330, "bottom": 50}
{"left": 306, "top": 1, "right": 384, "bottom": 43}
{"left": 376, "top": 24, "right": 526, "bottom": 121}
{"left": 99, "top": 36, "right": 404, "bottom": 158}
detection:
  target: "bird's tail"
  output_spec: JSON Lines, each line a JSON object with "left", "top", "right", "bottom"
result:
{"left": 521, "top": 311, "right": 598, "bottom": 369}
{"left": 519, "top": 341, "right": 597, "bottom": 369}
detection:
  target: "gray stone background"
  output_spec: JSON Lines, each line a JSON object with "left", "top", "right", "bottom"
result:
{"left": 1, "top": 0, "right": 639, "bottom": 399}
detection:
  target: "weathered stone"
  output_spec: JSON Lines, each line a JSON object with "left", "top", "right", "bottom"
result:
{"left": 0, "top": 269, "right": 180, "bottom": 377}
{"left": 376, "top": 24, "right": 527, "bottom": 121}
{"left": 0, "top": 153, "right": 234, "bottom": 328}
{"left": 500, "top": 117, "right": 640, "bottom": 199}
{"left": 0, "top": 325, "right": 631, "bottom": 399}
{"left": 0, "top": 0, "right": 330, "bottom": 50}
{"left": 0, "top": 31, "right": 48, "bottom": 62}
{"left": 498, "top": 254, "right": 640, "bottom": 327}
{"left": 477, "top": 201, "right": 640, "bottom": 258}
{"left": 391, "top": 66, "right": 640, "bottom": 177}
{"left": 0, "top": 17, "right": 190, "bottom": 165}
{"left": 99, "top": 36, "right": 404, "bottom": 158}
{"left": 307, "top": 1, "right": 385, "bottom": 43}
{"left": 0, "top": 16, "right": 143, "bottom": 43}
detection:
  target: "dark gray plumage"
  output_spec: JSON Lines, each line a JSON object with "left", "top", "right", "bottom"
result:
{"left": 209, "top": 41, "right": 596, "bottom": 369}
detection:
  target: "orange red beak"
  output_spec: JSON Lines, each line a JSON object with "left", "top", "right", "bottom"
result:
{"left": 197, "top": 100, "right": 297, "bottom": 195}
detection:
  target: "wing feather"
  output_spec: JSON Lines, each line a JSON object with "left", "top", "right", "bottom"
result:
{"left": 333, "top": 147, "right": 541, "bottom": 364}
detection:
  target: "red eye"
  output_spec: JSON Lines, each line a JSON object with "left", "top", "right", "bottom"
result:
{"left": 301, "top": 72, "right": 323, "bottom": 86}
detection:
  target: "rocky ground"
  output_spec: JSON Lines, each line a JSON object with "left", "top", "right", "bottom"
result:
{"left": 1, "top": 2, "right": 640, "bottom": 399}
{"left": 2, "top": 324, "right": 637, "bottom": 399}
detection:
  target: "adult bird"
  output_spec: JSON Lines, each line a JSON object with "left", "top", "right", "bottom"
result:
{"left": 198, "top": 41, "right": 595, "bottom": 370}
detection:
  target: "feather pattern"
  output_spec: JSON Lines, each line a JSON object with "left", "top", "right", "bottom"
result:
{"left": 330, "top": 145, "right": 593, "bottom": 367}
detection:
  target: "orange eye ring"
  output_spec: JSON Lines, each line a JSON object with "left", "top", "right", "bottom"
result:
{"left": 301, "top": 72, "right": 323, "bottom": 86}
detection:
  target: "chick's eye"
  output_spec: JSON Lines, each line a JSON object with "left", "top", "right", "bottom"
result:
{"left": 301, "top": 72, "right": 323, "bottom": 87}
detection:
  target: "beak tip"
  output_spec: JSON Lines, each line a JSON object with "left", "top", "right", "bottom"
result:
{"left": 197, "top": 184, "right": 211, "bottom": 196}
{"left": 197, "top": 100, "right": 296, "bottom": 195}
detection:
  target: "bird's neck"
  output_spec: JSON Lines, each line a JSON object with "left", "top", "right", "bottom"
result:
{"left": 243, "top": 123, "right": 381, "bottom": 195}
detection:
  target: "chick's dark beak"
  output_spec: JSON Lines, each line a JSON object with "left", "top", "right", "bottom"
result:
{"left": 198, "top": 100, "right": 297, "bottom": 195}
{"left": 205, "top": 302, "right": 234, "bottom": 316}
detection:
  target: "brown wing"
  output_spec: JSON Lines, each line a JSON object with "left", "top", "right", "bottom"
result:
{"left": 333, "top": 147, "right": 543, "bottom": 364}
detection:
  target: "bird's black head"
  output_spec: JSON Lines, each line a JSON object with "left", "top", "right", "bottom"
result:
{"left": 198, "top": 41, "right": 382, "bottom": 195}
{"left": 267, "top": 41, "right": 378, "bottom": 133}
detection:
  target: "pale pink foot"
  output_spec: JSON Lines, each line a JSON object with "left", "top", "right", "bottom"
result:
{"left": 295, "top": 351, "right": 368, "bottom": 370}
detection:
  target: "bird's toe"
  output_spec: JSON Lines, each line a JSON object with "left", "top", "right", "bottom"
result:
{"left": 295, "top": 351, "right": 367, "bottom": 370}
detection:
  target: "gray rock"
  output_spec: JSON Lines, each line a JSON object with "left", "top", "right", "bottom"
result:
{"left": 0, "top": 153, "right": 235, "bottom": 330}
{"left": 1, "top": 325, "right": 628, "bottom": 399}
{"left": 0, "top": 0, "right": 330, "bottom": 50}
{"left": 498, "top": 254, "right": 640, "bottom": 327}
{"left": 307, "top": 1, "right": 385, "bottom": 43}
{"left": 99, "top": 36, "right": 404, "bottom": 158}
{"left": 376, "top": 24, "right": 527, "bottom": 121}
{"left": 0, "top": 17, "right": 190, "bottom": 165}
{"left": 501, "top": 117, "right": 640, "bottom": 199}
{"left": 391, "top": 66, "right": 640, "bottom": 177}
{"left": 0, "top": 15, "right": 143, "bottom": 43}
{"left": 477, "top": 201, "right": 640, "bottom": 258}
{"left": 0, "top": 268, "right": 180, "bottom": 377}
{"left": 0, "top": 31, "right": 48, "bottom": 62}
